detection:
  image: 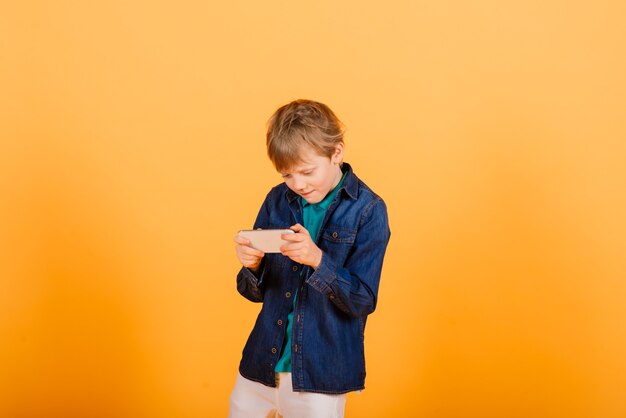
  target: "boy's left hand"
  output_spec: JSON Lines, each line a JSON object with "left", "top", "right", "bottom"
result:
{"left": 280, "top": 224, "right": 322, "bottom": 269}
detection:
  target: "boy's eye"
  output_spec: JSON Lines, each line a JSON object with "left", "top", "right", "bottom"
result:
{"left": 303, "top": 170, "right": 313, "bottom": 175}
{"left": 281, "top": 174, "right": 291, "bottom": 179}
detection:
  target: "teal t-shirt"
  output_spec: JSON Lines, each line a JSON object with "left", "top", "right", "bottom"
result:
{"left": 274, "top": 172, "right": 347, "bottom": 372}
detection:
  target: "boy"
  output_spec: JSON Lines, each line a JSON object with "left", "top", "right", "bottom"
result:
{"left": 229, "top": 99, "right": 390, "bottom": 418}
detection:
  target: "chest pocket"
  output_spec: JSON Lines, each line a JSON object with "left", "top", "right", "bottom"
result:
{"left": 319, "top": 226, "right": 357, "bottom": 263}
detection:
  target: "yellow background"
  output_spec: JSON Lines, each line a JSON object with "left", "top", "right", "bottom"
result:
{"left": 1, "top": 1, "right": 625, "bottom": 417}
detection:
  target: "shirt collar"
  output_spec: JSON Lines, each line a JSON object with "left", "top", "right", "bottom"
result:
{"left": 286, "top": 162, "right": 358, "bottom": 203}
{"left": 303, "top": 170, "right": 347, "bottom": 209}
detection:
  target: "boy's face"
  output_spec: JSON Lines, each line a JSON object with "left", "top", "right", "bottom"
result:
{"left": 279, "top": 144, "right": 344, "bottom": 204}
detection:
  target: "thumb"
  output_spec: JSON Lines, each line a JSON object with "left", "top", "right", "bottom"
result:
{"left": 290, "top": 223, "right": 308, "bottom": 235}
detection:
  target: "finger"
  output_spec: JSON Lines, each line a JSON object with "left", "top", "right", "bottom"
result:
{"left": 281, "top": 250, "right": 300, "bottom": 260}
{"left": 281, "top": 244, "right": 305, "bottom": 255}
{"left": 240, "top": 246, "right": 265, "bottom": 258}
{"left": 234, "top": 235, "right": 251, "bottom": 245}
{"left": 239, "top": 251, "right": 253, "bottom": 262}
{"left": 240, "top": 255, "right": 262, "bottom": 265}
{"left": 282, "top": 233, "right": 305, "bottom": 242}
{"left": 242, "top": 255, "right": 263, "bottom": 266}
{"left": 249, "top": 249, "right": 265, "bottom": 258}
{"left": 281, "top": 240, "right": 306, "bottom": 251}
{"left": 292, "top": 224, "right": 311, "bottom": 237}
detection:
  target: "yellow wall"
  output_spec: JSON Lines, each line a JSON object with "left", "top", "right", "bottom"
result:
{"left": 1, "top": 1, "right": 625, "bottom": 417}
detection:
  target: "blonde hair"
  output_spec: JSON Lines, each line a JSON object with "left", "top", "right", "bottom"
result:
{"left": 266, "top": 99, "right": 344, "bottom": 172}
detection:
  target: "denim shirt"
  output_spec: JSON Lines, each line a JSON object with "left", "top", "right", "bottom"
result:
{"left": 236, "top": 163, "right": 391, "bottom": 394}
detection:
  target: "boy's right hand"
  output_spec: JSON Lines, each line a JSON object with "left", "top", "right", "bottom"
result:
{"left": 234, "top": 234, "right": 265, "bottom": 272}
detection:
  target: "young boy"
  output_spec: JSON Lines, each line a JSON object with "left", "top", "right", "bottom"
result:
{"left": 229, "top": 99, "right": 390, "bottom": 418}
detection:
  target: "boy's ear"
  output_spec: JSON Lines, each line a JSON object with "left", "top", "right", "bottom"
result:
{"left": 333, "top": 142, "right": 345, "bottom": 163}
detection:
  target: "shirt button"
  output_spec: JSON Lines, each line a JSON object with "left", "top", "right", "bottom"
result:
{"left": 277, "top": 319, "right": 283, "bottom": 326}
{"left": 292, "top": 265, "right": 298, "bottom": 272}
{"left": 332, "top": 232, "right": 338, "bottom": 239}
{"left": 285, "top": 292, "right": 291, "bottom": 298}
{"left": 271, "top": 347, "right": 277, "bottom": 354}
{"left": 329, "top": 294, "right": 335, "bottom": 300}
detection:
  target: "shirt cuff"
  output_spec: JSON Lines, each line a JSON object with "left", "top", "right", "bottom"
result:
{"left": 305, "top": 252, "right": 336, "bottom": 296}
{"left": 243, "top": 263, "right": 265, "bottom": 286}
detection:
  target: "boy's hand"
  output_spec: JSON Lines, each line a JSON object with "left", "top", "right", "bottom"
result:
{"left": 234, "top": 234, "right": 265, "bottom": 272}
{"left": 280, "top": 224, "right": 323, "bottom": 269}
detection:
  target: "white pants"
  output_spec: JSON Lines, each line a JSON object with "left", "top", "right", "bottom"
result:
{"left": 228, "top": 372, "right": 346, "bottom": 418}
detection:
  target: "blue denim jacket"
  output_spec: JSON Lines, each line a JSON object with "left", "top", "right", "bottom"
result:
{"left": 236, "top": 163, "right": 391, "bottom": 394}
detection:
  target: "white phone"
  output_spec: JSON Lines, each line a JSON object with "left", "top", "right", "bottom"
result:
{"left": 238, "top": 229, "right": 295, "bottom": 253}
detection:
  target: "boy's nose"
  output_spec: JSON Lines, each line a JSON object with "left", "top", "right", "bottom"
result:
{"left": 292, "top": 177, "right": 306, "bottom": 190}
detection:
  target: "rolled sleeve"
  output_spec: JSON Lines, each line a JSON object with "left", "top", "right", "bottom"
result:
{"left": 236, "top": 264, "right": 266, "bottom": 302}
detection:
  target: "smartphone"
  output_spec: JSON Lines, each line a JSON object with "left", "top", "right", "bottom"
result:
{"left": 238, "top": 228, "right": 295, "bottom": 253}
